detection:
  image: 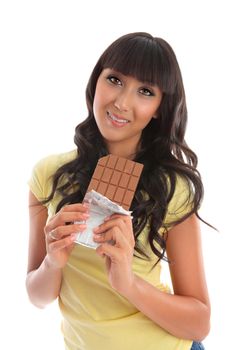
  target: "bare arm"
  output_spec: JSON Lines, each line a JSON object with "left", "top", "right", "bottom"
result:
{"left": 26, "top": 191, "right": 88, "bottom": 308}
{"left": 95, "top": 214, "right": 211, "bottom": 341}
{"left": 123, "top": 215, "right": 210, "bottom": 341}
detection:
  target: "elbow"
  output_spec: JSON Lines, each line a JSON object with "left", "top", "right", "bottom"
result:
{"left": 25, "top": 278, "right": 46, "bottom": 309}
{"left": 191, "top": 304, "right": 211, "bottom": 342}
{"left": 26, "top": 290, "right": 46, "bottom": 309}
{"left": 26, "top": 287, "right": 55, "bottom": 309}
{"left": 25, "top": 274, "right": 55, "bottom": 309}
{"left": 192, "top": 321, "right": 211, "bottom": 342}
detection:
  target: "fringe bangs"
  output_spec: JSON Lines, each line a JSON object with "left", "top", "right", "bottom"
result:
{"left": 101, "top": 34, "right": 176, "bottom": 94}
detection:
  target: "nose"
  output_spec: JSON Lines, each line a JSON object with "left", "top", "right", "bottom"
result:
{"left": 114, "top": 90, "right": 132, "bottom": 112}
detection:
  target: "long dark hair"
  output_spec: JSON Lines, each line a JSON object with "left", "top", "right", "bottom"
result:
{"left": 44, "top": 32, "right": 205, "bottom": 264}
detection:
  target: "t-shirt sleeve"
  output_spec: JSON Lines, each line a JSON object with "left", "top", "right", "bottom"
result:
{"left": 164, "top": 175, "right": 194, "bottom": 229}
{"left": 28, "top": 149, "right": 78, "bottom": 204}
{"left": 28, "top": 155, "right": 57, "bottom": 203}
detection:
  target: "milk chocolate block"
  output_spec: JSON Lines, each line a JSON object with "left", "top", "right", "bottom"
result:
{"left": 87, "top": 155, "right": 144, "bottom": 210}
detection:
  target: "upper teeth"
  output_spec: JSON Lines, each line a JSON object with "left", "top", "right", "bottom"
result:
{"left": 108, "top": 112, "right": 128, "bottom": 123}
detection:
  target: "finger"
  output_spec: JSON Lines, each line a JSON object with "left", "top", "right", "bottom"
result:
{"left": 60, "top": 203, "right": 90, "bottom": 213}
{"left": 94, "top": 217, "right": 134, "bottom": 246}
{"left": 94, "top": 217, "right": 127, "bottom": 234}
{"left": 93, "top": 227, "right": 132, "bottom": 250}
{"left": 48, "top": 233, "right": 78, "bottom": 252}
{"left": 47, "top": 211, "right": 89, "bottom": 232}
{"left": 105, "top": 214, "right": 132, "bottom": 222}
{"left": 48, "top": 230, "right": 58, "bottom": 241}
{"left": 46, "top": 223, "right": 86, "bottom": 241}
{"left": 96, "top": 242, "right": 123, "bottom": 261}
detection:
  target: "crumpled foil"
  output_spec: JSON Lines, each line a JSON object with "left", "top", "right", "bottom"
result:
{"left": 75, "top": 190, "right": 132, "bottom": 249}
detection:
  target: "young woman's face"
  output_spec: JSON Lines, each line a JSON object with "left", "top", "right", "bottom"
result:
{"left": 93, "top": 68, "right": 162, "bottom": 158}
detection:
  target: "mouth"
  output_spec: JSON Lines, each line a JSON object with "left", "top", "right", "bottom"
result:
{"left": 106, "top": 111, "right": 130, "bottom": 126}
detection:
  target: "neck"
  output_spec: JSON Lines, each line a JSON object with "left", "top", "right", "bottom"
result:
{"left": 106, "top": 140, "right": 140, "bottom": 160}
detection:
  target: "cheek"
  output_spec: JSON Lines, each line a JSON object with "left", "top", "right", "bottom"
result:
{"left": 93, "top": 90, "right": 103, "bottom": 117}
{"left": 137, "top": 105, "right": 158, "bottom": 123}
{"left": 93, "top": 86, "right": 110, "bottom": 116}
{"left": 93, "top": 96, "right": 98, "bottom": 117}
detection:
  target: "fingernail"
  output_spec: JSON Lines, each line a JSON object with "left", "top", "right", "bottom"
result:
{"left": 82, "top": 213, "right": 90, "bottom": 219}
{"left": 104, "top": 216, "right": 110, "bottom": 221}
{"left": 93, "top": 226, "right": 99, "bottom": 233}
{"left": 83, "top": 202, "right": 90, "bottom": 208}
{"left": 78, "top": 224, "right": 87, "bottom": 231}
{"left": 70, "top": 233, "right": 78, "bottom": 241}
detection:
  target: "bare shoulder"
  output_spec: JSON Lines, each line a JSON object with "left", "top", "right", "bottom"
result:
{"left": 27, "top": 191, "right": 48, "bottom": 273}
{"left": 166, "top": 215, "right": 210, "bottom": 306}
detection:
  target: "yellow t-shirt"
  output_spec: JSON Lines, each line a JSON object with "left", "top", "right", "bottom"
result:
{"left": 28, "top": 150, "right": 193, "bottom": 350}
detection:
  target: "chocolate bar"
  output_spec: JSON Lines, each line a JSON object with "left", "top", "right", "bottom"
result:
{"left": 87, "top": 155, "right": 144, "bottom": 210}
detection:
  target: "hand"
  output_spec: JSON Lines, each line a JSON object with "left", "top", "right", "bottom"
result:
{"left": 44, "top": 203, "right": 89, "bottom": 269}
{"left": 93, "top": 214, "right": 135, "bottom": 296}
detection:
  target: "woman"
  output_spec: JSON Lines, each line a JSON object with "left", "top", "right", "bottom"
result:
{"left": 26, "top": 32, "right": 210, "bottom": 350}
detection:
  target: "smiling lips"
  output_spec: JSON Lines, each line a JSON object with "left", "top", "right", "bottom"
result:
{"left": 107, "top": 111, "right": 130, "bottom": 127}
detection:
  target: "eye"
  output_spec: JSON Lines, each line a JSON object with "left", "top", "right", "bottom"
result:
{"left": 107, "top": 75, "right": 122, "bottom": 86}
{"left": 139, "top": 87, "right": 154, "bottom": 97}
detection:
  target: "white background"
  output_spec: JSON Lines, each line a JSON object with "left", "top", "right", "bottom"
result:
{"left": 0, "top": 0, "right": 239, "bottom": 349}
